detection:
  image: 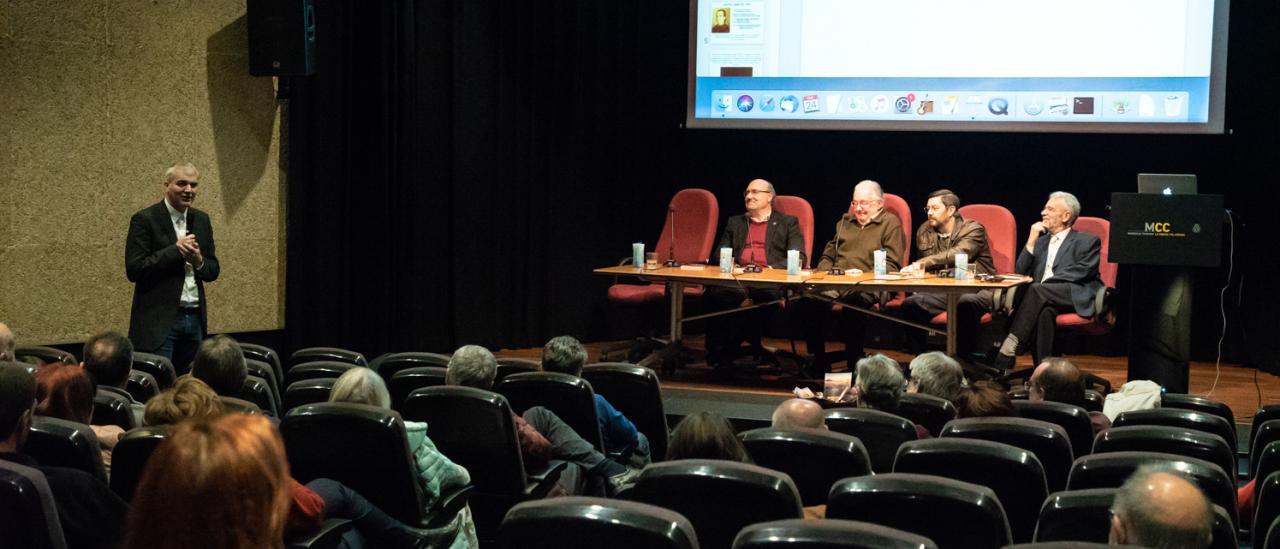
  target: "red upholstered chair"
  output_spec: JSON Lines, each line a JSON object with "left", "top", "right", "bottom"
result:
{"left": 606, "top": 188, "right": 720, "bottom": 305}
{"left": 930, "top": 203, "right": 1017, "bottom": 326}
{"left": 772, "top": 195, "right": 814, "bottom": 267}
{"left": 1054, "top": 216, "right": 1117, "bottom": 336}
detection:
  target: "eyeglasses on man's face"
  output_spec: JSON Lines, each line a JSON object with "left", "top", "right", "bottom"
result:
{"left": 744, "top": 189, "right": 773, "bottom": 197}
{"left": 851, "top": 199, "right": 882, "bottom": 207}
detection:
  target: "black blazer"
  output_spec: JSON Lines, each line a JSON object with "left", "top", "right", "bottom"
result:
{"left": 1015, "top": 229, "right": 1104, "bottom": 317}
{"left": 125, "top": 201, "right": 220, "bottom": 350}
{"left": 713, "top": 212, "right": 806, "bottom": 269}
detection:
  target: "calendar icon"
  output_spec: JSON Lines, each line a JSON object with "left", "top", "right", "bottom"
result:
{"left": 802, "top": 95, "right": 820, "bottom": 113}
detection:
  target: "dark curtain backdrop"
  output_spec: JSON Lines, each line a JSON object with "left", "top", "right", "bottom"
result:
{"left": 288, "top": 0, "right": 1280, "bottom": 369}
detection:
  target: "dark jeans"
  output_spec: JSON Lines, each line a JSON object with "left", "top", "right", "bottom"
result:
{"left": 1006, "top": 283, "right": 1075, "bottom": 364}
{"left": 524, "top": 406, "right": 623, "bottom": 496}
{"left": 156, "top": 308, "right": 203, "bottom": 374}
{"left": 902, "top": 290, "right": 994, "bottom": 356}
{"left": 799, "top": 291, "right": 878, "bottom": 372}
{"left": 703, "top": 286, "right": 784, "bottom": 365}
{"left": 306, "top": 478, "right": 422, "bottom": 549}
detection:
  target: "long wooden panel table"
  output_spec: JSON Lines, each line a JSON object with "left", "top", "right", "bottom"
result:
{"left": 596, "top": 264, "right": 1030, "bottom": 360}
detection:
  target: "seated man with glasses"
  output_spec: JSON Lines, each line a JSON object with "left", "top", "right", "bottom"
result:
{"left": 799, "top": 180, "right": 903, "bottom": 377}
{"left": 899, "top": 189, "right": 995, "bottom": 357}
{"left": 704, "top": 178, "right": 805, "bottom": 372}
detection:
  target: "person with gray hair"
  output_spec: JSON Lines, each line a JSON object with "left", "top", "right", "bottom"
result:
{"left": 125, "top": 162, "right": 220, "bottom": 374}
{"left": 856, "top": 354, "right": 930, "bottom": 439}
{"left": 702, "top": 178, "right": 805, "bottom": 372}
{"left": 541, "top": 336, "right": 650, "bottom": 464}
{"left": 1109, "top": 464, "right": 1213, "bottom": 548}
{"left": 993, "top": 191, "right": 1104, "bottom": 370}
{"left": 801, "top": 180, "right": 905, "bottom": 377}
{"left": 907, "top": 351, "right": 964, "bottom": 403}
{"left": 328, "top": 368, "right": 477, "bottom": 546}
{"left": 444, "top": 344, "right": 498, "bottom": 389}
{"left": 771, "top": 398, "right": 827, "bottom": 430}
{"left": 0, "top": 322, "right": 13, "bottom": 362}
{"left": 445, "top": 344, "right": 638, "bottom": 495}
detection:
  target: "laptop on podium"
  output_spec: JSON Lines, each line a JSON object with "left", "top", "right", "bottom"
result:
{"left": 1137, "top": 173, "right": 1197, "bottom": 195}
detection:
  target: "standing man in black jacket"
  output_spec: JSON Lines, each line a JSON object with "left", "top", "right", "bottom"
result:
{"left": 704, "top": 179, "right": 805, "bottom": 370}
{"left": 125, "top": 163, "right": 220, "bottom": 374}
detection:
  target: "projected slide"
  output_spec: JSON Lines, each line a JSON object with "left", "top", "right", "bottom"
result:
{"left": 687, "top": 0, "right": 1228, "bottom": 133}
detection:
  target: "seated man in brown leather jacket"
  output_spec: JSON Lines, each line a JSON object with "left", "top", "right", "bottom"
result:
{"left": 900, "top": 189, "right": 995, "bottom": 357}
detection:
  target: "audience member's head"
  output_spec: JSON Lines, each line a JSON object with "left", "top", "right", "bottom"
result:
{"left": 771, "top": 398, "right": 827, "bottom": 430}
{"left": 190, "top": 335, "right": 247, "bottom": 397}
{"left": 0, "top": 323, "right": 14, "bottom": 362}
{"left": 955, "top": 380, "right": 1018, "bottom": 418}
{"left": 81, "top": 331, "right": 134, "bottom": 389}
{"left": 666, "top": 411, "right": 750, "bottom": 462}
{"left": 907, "top": 352, "right": 964, "bottom": 402}
{"left": 144, "top": 376, "right": 225, "bottom": 426}
{"left": 445, "top": 345, "right": 498, "bottom": 390}
{"left": 856, "top": 354, "right": 906, "bottom": 413}
{"left": 0, "top": 364, "right": 36, "bottom": 450}
{"left": 1030, "top": 357, "right": 1086, "bottom": 408}
{"left": 1109, "top": 464, "right": 1214, "bottom": 549}
{"left": 34, "top": 362, "right": 96, "bottom": 425}
{"left": 124, "top": 414, "right": 292, "bottom": 548}
{"left": 329, "top": 367, "right": 391, "bottom": 408}
{"left": 540, "top": 335, "right": 589, "bottom": 377}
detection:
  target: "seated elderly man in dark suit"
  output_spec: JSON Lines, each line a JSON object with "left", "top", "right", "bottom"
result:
{"left": 704, "top": 178, "right": 805, "bottom": 371}
{"left": 993, "top": 191, "right": 1104, "bottom": 370}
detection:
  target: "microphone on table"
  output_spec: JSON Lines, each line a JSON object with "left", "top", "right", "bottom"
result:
{"left": 826, "top": 215, "right": 846, "bottom": 276}
{"left": 664, "top": 206, "right": 681, "bottom": 267}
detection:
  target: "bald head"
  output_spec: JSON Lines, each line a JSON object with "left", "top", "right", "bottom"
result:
{"left": 1029, "top": 357, "right": 1085, "bottom": 407}
{"left": 0, "top": 323, "right": 13, "bottom": 362}
{"left": 1110, "top": 466, "right": 1213, "bottom": 549}
{"left": 771, "top": 398, "right": 826, "bottom": 430}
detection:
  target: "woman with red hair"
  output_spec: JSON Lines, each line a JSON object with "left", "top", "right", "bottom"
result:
{"left": 35, "top": 362, "right": 123, "bottom": 476}
{"left": 123, "top": 413, "right": 293, "bottom": 548}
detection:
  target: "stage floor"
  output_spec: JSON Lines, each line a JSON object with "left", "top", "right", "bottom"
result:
{"left": 496, "top": 335, "right": 1280, "bottom": 425}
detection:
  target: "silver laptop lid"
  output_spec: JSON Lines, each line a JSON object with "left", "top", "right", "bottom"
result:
{"left": 1137, "top": 173, "right": 1197, "bottom": 195}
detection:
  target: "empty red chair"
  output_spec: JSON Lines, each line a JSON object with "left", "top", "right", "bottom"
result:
{"left": 606, "top": 189, "right": 720, "bottom": 304}
{"left": 772, "top": 195, "right": 814, "bottom": 268}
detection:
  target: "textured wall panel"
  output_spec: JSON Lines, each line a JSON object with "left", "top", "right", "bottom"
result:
{"left": 0, "top": 0, "right": 284, "bottom": 345}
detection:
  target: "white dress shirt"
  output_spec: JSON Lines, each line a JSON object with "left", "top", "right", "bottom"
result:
{"left": 1041, "top": 228, "right": 1070, "bottom": 282}
{"left": 164, "top": 199, "right": 201, "bottom": 308}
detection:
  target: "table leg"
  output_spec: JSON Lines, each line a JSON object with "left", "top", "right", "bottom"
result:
{"left": 945, "top": 293, "right": 959, "bottom": 356}
{"left": 670, "top": 281, "right": 685, "bottom": 343}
